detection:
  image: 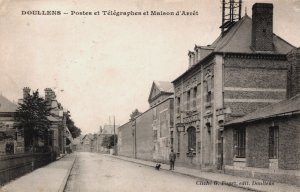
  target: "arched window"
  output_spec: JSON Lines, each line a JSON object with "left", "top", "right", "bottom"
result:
{"left": 187, "top": 127, "right": 196, "bottom": 152}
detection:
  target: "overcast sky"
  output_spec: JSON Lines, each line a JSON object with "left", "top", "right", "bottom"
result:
{"left": 0, "top": 0, "right": 299, "bottom": 134}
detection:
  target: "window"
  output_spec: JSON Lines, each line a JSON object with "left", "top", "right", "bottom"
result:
{"left": 193, "top": 87, "right": 197, "bottom": 108}
{"left": 269, "top": 126, "right": 279, "bottom": 159}
{"left": 187, "top": 91, "right": 191, "bottom": 110}
{"left": 177, "top": 97, "right": 181, "bottom": 114}
{"left": 187, "top": 127, "right": 196, "bottom": 152}
{"left": 206, "top": 78, "right": 212, "bottom": 103}
{"left": 233, "top": 128, "right": 246, "bottom": 158}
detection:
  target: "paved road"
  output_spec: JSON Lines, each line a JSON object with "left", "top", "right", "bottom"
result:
{"left": 64, "top": 152, "right": 247, "bottom": 192}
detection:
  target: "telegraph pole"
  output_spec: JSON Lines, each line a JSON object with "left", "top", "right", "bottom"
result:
{"left": 113, "top": 116, "right": 116, "bottom": 155}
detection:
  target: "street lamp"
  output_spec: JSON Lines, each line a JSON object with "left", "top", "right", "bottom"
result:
{"left": 176, "top": 123, "right": 185, "bottom": 133}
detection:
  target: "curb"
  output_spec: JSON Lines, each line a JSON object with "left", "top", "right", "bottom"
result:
{"left": 58, "top": 154, "right": 77, "bottom": 192}
{"left": 111, "top": 155, "right": 264, "bottom": 192}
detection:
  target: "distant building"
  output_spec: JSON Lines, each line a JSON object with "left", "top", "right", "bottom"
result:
{"left": 79, "top": 134, "right": 97, "bottom": 152}
{"left": 101, "top": 124, "right": 119, "bottom": 135}
{"left": 223, "top": 48, "right": 300, "bottom": 186}
{"left": 172, "top": 3, "right": 294, "bottom": 170}
{"left": 96, "top": 124, "right": 119, "bottom": 153}
{"left": 0, "top": 94, "right": 23, "bottom": 154}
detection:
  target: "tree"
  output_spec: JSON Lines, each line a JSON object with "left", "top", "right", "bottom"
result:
{"left": 15, "top": 90, "right": 52, "bottom": 148}
{"left": 130, "top": 109, "right": 141, "bottom": 121}
{"left": 101, "top": 135, "right": 117, "bottom": 149}
{"left": 65, "top": 111, "right": 82, "bottom": 138}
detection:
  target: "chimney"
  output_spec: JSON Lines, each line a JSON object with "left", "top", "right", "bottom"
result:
{"left": 251, "top": 3, "right": 274, "bottom": 51}
{"left": 23, "top": 87, "right": 30, "bottom": 99}
{"left": 286, "top": 48, "right": 300, "bottom": 99}
{"left": 44, "top": 88, "right": 52, "bottom": 101}
{"left": 188, "top": 51, "right": 195, "bottom": 68}
{"left": 194, "top": 45, "right": 201, "bottom": 63}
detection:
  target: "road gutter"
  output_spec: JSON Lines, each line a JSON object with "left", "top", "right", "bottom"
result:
{"left": 58, "top": 154, "right": 77, "bottom": 192}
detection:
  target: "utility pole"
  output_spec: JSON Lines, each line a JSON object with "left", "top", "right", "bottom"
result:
{"left": 113, "top": 116, "right": 116, "bottom": 155}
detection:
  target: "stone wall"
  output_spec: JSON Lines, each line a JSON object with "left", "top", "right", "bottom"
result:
{"left": 153, "top": 99, "right": 174, "bottom": 163}
{"left": 136, "top": 109, "right": 154, "bottom": 161}
{"left": 117, "top": 122, "right": 134, "bottom": 158}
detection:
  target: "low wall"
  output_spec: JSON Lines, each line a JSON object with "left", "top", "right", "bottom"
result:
{"left": 0, "top": 152, "right": 53, "bottom": 185}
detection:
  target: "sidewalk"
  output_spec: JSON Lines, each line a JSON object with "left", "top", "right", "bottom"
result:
{"left": 111, "top": 155, "right": 300, "bottom": 192}
{"left": 0, "top": 153, "right": 76, "bottom": 192}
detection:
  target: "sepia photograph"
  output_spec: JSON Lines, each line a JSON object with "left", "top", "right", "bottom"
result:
{"left": 0, "top": 0, "right": 299, "bottom": 191}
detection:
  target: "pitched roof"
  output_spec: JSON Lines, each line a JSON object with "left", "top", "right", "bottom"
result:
{"left": 154, "top": 81, "right": 174, "bottom": 93}
{"left": 148, "top": 81, "right": 174, "bottom": 102}
{"left": 211, "top": 15, "right": 294, "bottom": 54}
{"left": 0, "top": 95, "right": 17, "bottom": 113}
{"left": 225, "top": 94, "right": 300, "bottom": 126}
{"left": 173, "top": 15, "right": 295, "bottom": 83}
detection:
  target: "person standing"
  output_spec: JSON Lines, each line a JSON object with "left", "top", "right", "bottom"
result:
{"left": 169, "top": 149, "right": 176, "bottom": 170}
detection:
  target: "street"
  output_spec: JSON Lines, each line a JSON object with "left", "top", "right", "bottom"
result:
{"left": 64, "top": 152, "right": 247, "bottom": 192}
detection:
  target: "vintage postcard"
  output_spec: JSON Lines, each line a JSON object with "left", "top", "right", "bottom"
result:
{"left": 0, "top": 0, "right": 299, "bottom": 191}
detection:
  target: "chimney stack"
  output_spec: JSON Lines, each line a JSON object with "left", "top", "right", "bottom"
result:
{"left": 286, "top": 48, "right": 300, "bottom": 99}
{"left": 194, "top": 45, "right": 201, "bottom": 63}
{"left": 188, "top": 51, "right": 195, "bottom": 68}
{"left": 251, "top": 3, "right": 274, "bottom": 52}
{"left": 23, "top": 87, "right": 30, "bottom": 99}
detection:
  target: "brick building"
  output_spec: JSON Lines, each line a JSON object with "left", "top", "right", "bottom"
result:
{"left": 118, "top": 81, "right": 174, "bottom": 163}
{"left": 223, "top": 48, "right": 300, "bottom": 186}
{"left": 172, "top": 3, "right": 294, "bottom": 170}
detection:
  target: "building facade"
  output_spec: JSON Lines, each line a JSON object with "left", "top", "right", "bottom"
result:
{"left": 118, "top": 81, "right": 174, "bottom": 163}
{"left": 223, "top": 48, "right": 300, "bottom": 186}
{"left": 79, "top": 134, "right": 97, "bottom": 152}
{"left": 44, "top": 88, "right": 67, "bottom": 156}
{"left": 172, "top": 3, "right": 294, "bottom": 170}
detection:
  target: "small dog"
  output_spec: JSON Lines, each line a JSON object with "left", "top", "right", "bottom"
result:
{"left": 155, "top": 163, "right": 161, "bottom": 170}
